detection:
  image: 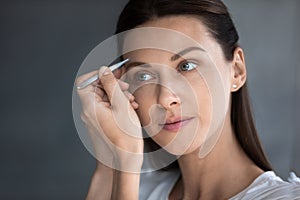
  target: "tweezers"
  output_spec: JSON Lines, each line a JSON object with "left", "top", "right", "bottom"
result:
{"left": 76, "top": 58, "right": 130, "bottom": 90}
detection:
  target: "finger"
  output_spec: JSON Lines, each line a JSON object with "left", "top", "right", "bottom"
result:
{"left": 123, "top": 91, "right": 135, "bottom": 102}
{"left": 76, "top": 71, "right": 100, "bottom": 97}
{"left": 76, "top": 70, "right": 98, "bottom": 86}
{"left": 94, "top": 87, "right": 106, "bottom": 99}
{"left": 95, "top": 94, "right": 110, "bottom": 107}
{"left": 131, "top": 101, "right": 139, "bottom": 110}
{"left": 118, "top": 80, "right": 129, "bottom": 91}
{"left": 91, "top": 79, "right": 101, "bottom": 87}
{"left": 99, "top": 67, "right": 128, "bottom": 109}
{"left": 76, "top": 79, "right": 99, "bottom": 105}
{"left": 96, "top": 74, "right": 129, "bottom": 91}
{"left": 94, "top": 86, "right": 110, "bottom": 103}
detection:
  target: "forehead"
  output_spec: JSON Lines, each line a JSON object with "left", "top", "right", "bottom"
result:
{"left": 121, "top": 15, "right": 223, "bottom": 61}
{"left": 123, "top": 48, "right": 207, "bottom": 66}
{"left": 140, "top": 15, "right": 210, "bottom": 42}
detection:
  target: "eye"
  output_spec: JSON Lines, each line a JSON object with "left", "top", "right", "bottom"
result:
{"left": 178, "top": 62, "right": 197, "bottom": 72}
{"left": 135, "top": 72, "right": 155, "bottom": 82}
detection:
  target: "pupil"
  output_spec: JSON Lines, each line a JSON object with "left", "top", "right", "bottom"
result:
{"left": 139, "top": 74, "right": 147, "bottom": 80}
{"left": 183, "top": 64, "right": 189, "bottom": 70}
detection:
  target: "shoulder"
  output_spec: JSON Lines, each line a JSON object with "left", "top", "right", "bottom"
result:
{"left": 230, "top": 171, "right": 300, "bottom": 200}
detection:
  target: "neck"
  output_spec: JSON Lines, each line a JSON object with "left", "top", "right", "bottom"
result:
{"left": 176, "top": 116, "right": 263, "bottom": 199}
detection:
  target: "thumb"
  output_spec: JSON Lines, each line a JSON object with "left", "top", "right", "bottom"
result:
{"left": 99, "top": 67, "right": 128, "bottom": 109}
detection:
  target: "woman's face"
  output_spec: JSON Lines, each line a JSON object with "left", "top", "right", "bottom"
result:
{"left": 121, "top": 16, "right": 233, "bottom": 156}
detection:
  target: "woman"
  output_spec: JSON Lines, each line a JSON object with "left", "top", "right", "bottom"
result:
{"left": 76, "top": 0, "right": 299, "bottom": 199}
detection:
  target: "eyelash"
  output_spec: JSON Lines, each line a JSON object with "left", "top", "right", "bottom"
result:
{"left": 177, "top": 61, "right": 198, "bottom": 72}
{"left": 135, "top": 71, "right": 155, "bottom": 82}
{"left": 132, "top": 61, "right": 198, "bottom": 83}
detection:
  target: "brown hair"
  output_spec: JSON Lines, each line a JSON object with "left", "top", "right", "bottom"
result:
{"left": 115, "top": 0, "right": 272, "bottom": 171}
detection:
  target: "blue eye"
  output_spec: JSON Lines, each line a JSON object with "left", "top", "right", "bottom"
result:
{"left": 135, "top": 72, "right": 154, "bottom": 82}
{"left": 179, "top": 62, "right": 197, "bottom": 72}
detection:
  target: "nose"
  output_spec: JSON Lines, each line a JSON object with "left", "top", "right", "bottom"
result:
{"left": 157, "top": 86, "right": 181, "bottom": 109}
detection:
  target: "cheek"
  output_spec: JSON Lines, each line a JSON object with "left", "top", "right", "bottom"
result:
{"left": 187, "top": 73, "right": 211, "bottom": 117}
{"left": 177, "top": 79, "right": 213, "bottom": 150}
{"left": 132, "top": 85, "right": 157, "bottom": 126}
{"left": 195, "top": 83, "right": 211, "bottom": 123}
{"left": 193, "top": 82, "right": 212, "bottom": 132}
{"left": 216, "top": 62, "right": 232, "bottom": 98}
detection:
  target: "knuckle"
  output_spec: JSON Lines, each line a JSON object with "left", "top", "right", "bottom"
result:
{"left": 101, "top": 74, "right": 117, "bottom": 86}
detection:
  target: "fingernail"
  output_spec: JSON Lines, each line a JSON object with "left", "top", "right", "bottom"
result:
{"left": 103, "top": 68, "right": 111, "bottom": 76}
{"left": 132, "top": 101, "right": 139, "bottom": 109}
{"left": 99, "top": 66, "right": 107, "bottom": 76}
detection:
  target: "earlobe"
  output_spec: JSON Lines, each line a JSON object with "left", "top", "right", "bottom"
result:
{"left": 231, "top": 47, "right": 247, "bottom": 92}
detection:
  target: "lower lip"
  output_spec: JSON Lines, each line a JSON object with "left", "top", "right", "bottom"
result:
{"left": 162, "top": 118, "right": 193, "bottom": 132}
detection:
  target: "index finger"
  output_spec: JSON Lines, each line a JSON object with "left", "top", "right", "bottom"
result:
{"left": 76, "top": 70, "right": 99, "bottom": 86}
{"left": 99, "top": 67, "right": 128, "bottom": 110}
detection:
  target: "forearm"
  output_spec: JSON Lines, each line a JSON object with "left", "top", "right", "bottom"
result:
{"left": 110, "top": 154, "right": 142, "bottom": 200}
{"left": 86, "top": 157, "right": 142, "bottom": 200}
{"left": 111, "top": 170, "right": 141, "bottom": 200}
{"left": 85, "top": 163, "right": 114, "bottom": 200}
{"left": 78, "top": 64, "right": 143, "bottom": 200}
{"left": 86, "top": 166, "right": 141, "bottom": 200}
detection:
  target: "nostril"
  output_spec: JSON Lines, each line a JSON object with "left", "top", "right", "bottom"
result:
{"left": 170, "top": 101, "right": 178, "bottom": 106}
{"left": 157, "top": 86, "right": 181, "bottom": 109}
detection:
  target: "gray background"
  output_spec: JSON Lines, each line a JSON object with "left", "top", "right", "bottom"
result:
{"left": 0, "top": 0, "right": 299, "bottom": 199}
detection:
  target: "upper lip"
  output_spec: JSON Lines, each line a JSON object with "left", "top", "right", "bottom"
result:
{"left": 160, "top": 116, "right": 194, "bottom": 125}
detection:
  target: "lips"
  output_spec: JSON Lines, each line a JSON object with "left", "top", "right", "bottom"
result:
{"left": 160, "top": 117, "right": 194, "bottom": 132}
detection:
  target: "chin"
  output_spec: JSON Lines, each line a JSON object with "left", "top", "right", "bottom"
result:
{"left": 154, "top": 136, "right": 204, "bottom": 156}
{"left": 150, "top": 123, "right": 206, "bottom": 156}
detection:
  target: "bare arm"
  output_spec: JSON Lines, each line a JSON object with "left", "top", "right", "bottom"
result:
{"left": 85, "top": 163, "right": 114, "bottom": 200}
{"left": 111, "top": 170, "right": 141, "bottom": 200}
{"left": 86, "top": 161, "right": 142, "bottom": 200}
{"left": 77, "top": 67, "right": 143, "bottom": 200}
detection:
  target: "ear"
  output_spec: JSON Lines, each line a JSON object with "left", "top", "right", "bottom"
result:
{"left": 231, "top": 47, "right": 247, "bottom": 92}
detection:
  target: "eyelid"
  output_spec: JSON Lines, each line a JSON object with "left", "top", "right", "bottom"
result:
{"left": 177, "top": 60, "right": 199, "bottom": 71}
{"left": 134, "top": 70, "right": 157, "bottom": 82}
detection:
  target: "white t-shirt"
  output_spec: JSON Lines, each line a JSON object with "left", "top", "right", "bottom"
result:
{"left": 139, "top": 169, "right": 300, "bottom": 200}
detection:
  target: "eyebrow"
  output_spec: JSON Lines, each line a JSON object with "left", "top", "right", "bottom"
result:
{"left": 124, "top": 46, "right": 206, "bottom": 70}
{"left": 124, "top": 61, "right": 151, "bottom": 71}
{"left": 170, "top": 46, "right": 206, "bottom": 61}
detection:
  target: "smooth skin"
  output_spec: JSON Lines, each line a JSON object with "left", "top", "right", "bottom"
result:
{"left": 77, "top": 67, "right": 143, "bottom": 200}
{"left": 78, "top": 15, "right": 263, "bottom": 200}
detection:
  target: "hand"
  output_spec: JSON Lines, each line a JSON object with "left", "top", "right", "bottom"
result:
{"left": 76, "top": 66, "right": 144, "bottom": 172}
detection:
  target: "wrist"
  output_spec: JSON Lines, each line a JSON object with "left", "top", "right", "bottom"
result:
{"left": 95, "top": 161, "right": 114, "bottom": 172}
{"left": 113, "top": 150, "right": 144, "bottom": 173}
